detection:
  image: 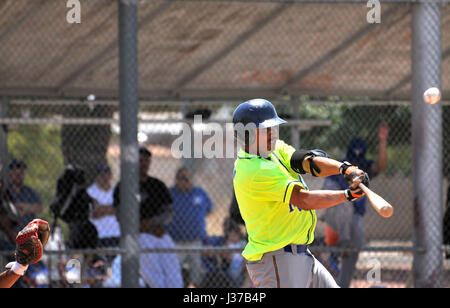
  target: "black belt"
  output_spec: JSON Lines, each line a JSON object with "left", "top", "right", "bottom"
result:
{"left": 283, "top": 244, "right": 309, "bottom": 254}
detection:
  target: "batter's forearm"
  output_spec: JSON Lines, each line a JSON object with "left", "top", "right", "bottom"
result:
{"left": 290, "top": 186, "right": 347, "bottom": 210}
{"left": 301, "top": 156, "right": 342, "bottom": 177}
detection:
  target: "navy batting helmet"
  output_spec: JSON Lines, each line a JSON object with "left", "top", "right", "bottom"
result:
{"left": 233, "top": 99, "right": 286, "bottom": 144}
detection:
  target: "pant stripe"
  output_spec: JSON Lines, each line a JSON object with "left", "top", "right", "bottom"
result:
{"left": 272, "top": 256, "right": 280, "bottom": 288}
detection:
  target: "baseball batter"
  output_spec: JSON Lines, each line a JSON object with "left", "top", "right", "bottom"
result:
{"left": 232, "top": 99, "right": 369, "bottom": 288}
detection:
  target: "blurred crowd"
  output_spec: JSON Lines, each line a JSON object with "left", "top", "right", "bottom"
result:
{"left": 1, "top": 120, "right": 448, "bottom": 288}
{"left": 0, "top": 146, "right": 247, "bottom": 288}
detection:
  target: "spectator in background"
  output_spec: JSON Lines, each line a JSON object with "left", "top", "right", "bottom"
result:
{"left": 41, "top": 225, "right": 67, "bottom": 288}
{"left": 223, "top": 218, "right": 246, "bottom": 288}
{"left": 200, "top": 218, "right": 246, "bottom": 288}
{"left": 322, "top": 122, "right": 389, "bottom": 288}
{"left": 0, "top": 180, "right": 19, "bottom": 267}
{"left": 83, "top": 255, "right": 108, "bottom": 288}
{"left": 167, "top": 167, "right": 214, "bottom": 288}
{"left": 139, "top": 215, "right": 183, "bottom": 288}
{"left": 88, "top": 164, "right": 120, "bottom": 249}
{"left": 113, "top": 146, "right": 180, "bottom": 287}
{"left": 229, "top": 188, "right": 245, "bottom": 227}
{"left": 7, "top": 159, "right": 42, "bottom": 230}
{"left": 200, "top": 234, "right": 232, "bottom": 288}
{"left": 114, "top": 146, "right": 174, "bottom": 236}
{"left": 443, "top": 168, "right": 450, "bottom": 259}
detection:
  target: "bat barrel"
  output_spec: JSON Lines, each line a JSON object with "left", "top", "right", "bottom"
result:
{"left": 380, "top": 206, "right": 394, "bottom": 218}
{"left": 359, "top": 183, "right": 393, "bottom": 218}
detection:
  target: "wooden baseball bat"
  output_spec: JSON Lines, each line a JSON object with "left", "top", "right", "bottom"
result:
{"left": 359, "top": 183, "right": 393, "bottom": 218}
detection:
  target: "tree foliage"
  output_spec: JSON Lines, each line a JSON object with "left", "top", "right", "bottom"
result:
{"left": 280, "top": 102, "right": 415, "bottom": 177}
{"left": 8, "top": 125, "right": 64, "bottom": 221}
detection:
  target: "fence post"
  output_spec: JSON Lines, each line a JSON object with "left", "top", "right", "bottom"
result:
{"left": 0, "top": 97, "right": 8, "bottom": 269}
{"left": 411, "top": 1, "right": 443, "bottom": 288}
{"left": 119, "top": 0, "right": 140, "bottom": 288}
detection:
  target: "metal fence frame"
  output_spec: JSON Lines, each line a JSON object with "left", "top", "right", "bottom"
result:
{"left": 0, "top": 96, "right": 446, "bottom": 287}
{"left": 0, "top": 0, "right": 446, "bottom": 287}
{"left": 0, "top": 245, "right": 430, "bottom": 288}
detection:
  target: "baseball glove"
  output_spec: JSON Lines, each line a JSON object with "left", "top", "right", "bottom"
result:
{"left": 15, "top": 219, "right": 50, "bottom": 265}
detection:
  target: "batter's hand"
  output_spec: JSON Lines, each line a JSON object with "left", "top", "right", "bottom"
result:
{"left": 340, "top": 162, "right": 366, "bottom": 185}
{"left": 345, "top": 185, "right": 365, "bottom": 201}
{"left": 344, "top": 174, "right": 369, "bottom": 201}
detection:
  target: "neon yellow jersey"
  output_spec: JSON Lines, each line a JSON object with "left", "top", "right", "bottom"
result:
{"left": 233, "top": 139, "right": 316, "bottom": 261}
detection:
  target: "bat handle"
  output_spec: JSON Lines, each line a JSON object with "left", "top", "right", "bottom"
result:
{"left": 359, "top": 183, "right": 369, "bottom": 193}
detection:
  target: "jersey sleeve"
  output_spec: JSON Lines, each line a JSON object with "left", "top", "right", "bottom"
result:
{"left": 275, "top": 140, "right": 296, "bottom": 164}
{"left": 249, "top": 165, "right": 302, "bottom": 205}
{"left": 273, "top": 139, "right": 300, "bottom": 176}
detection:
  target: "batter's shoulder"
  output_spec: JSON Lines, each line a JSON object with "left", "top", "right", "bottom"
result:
{"left": 274, "top": 139, "right": 296, "bottom": 154}
{"left": 275, "top": 139, "right": 289, "bottom": 148}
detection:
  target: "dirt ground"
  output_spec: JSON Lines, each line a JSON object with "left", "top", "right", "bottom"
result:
{"left": 312, "top": 243, "right": 450, "bottom": 288}
{"left": 349, "top": 252, "right": 450, "bottom": 288}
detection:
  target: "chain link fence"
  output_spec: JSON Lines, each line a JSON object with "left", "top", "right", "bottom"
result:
{"left": 0, "top": 0, "right": 449, "bottom": 288}
{"left": 1, "top": 99, "right": 448, "bottom": 288}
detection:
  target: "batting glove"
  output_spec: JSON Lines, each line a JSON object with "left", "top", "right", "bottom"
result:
{"left": 340, "top": 161, "right": 367, "bottom": 185}
{"left": 344, "top": 187, "right": 363, "bottom": 201}
{"left": 344, "top": 174, "right": 369, "bottom": 201}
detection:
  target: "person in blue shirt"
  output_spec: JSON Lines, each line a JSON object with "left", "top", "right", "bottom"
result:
{"left": 167, "top": 167, "right": 214, "bottom": 288}
{"left": 322, "top": 122, "right": 389, "bottom": 288}
{"left": 7, "top": 159, "right": 43, "bottom": 230}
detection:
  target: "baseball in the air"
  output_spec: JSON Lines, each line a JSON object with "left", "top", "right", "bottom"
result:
{"left": 423, "top": 87, "right": 441, "bottom": 105}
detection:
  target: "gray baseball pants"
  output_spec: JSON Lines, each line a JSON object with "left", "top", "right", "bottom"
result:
{"left": 246, "top": 245, "right": 339, "bottom": 288}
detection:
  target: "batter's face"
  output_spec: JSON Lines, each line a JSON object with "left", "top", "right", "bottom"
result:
{"left": 254, "top": 126, "right": 279, "bottom": 157}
